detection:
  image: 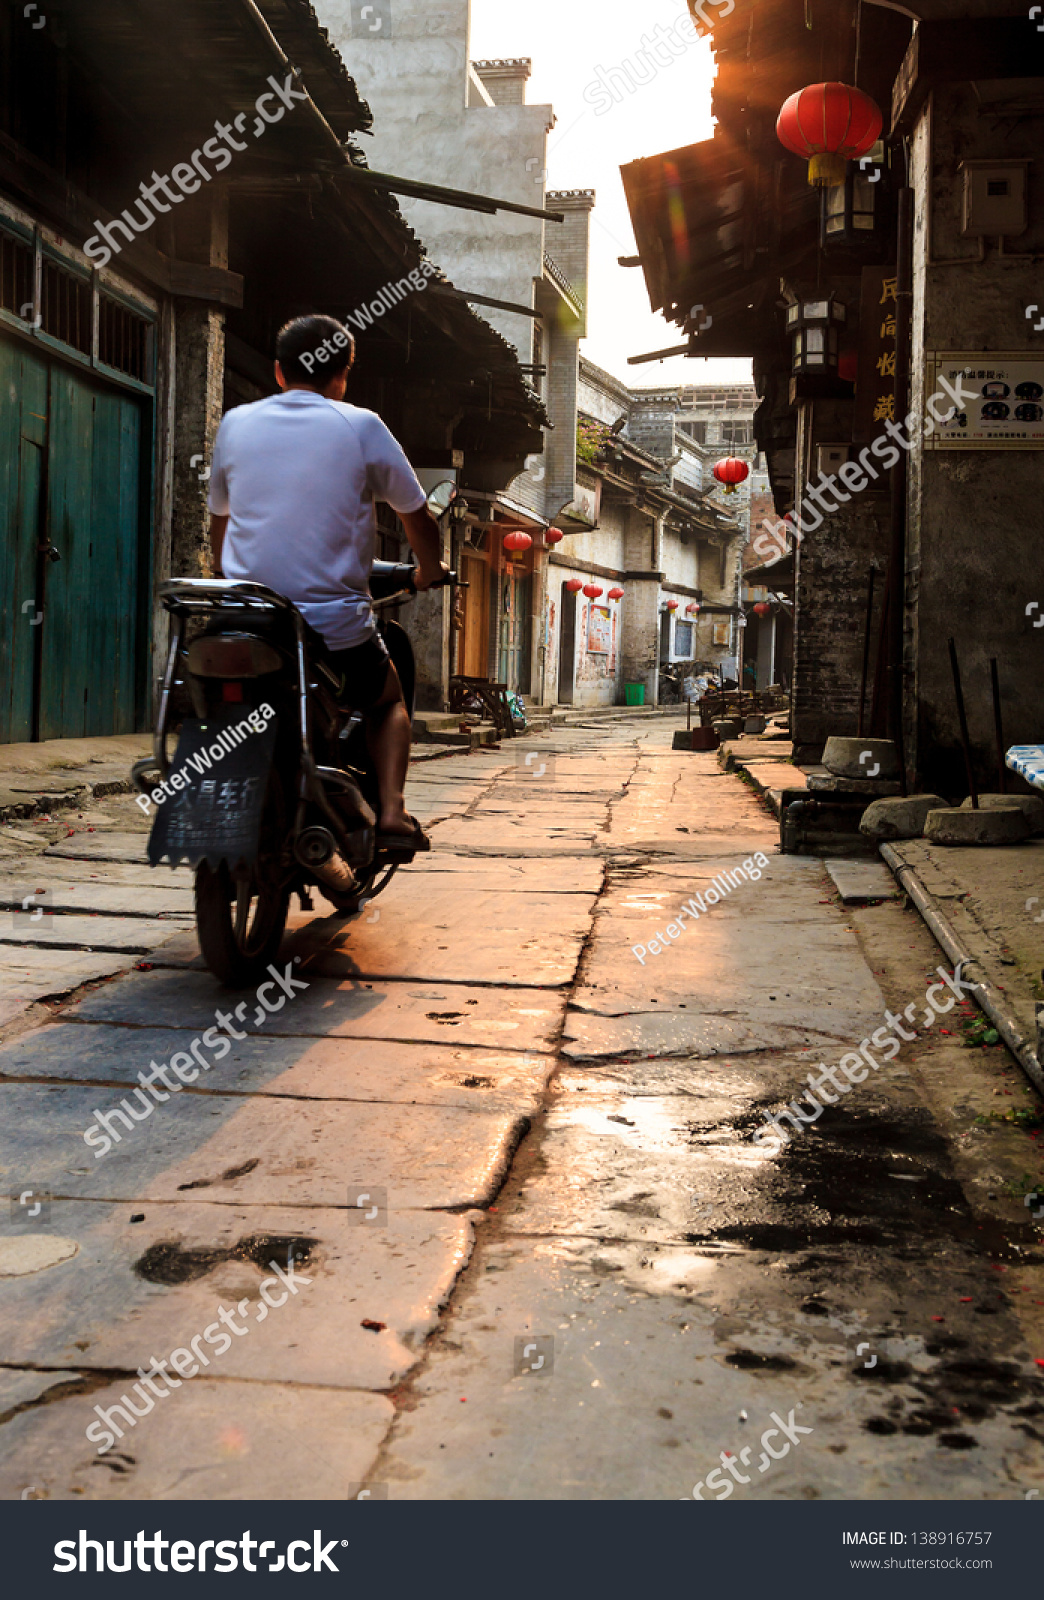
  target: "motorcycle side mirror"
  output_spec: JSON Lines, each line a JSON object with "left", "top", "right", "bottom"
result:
{"left": 426, "top": 479, "right": 458, "bottom": 517}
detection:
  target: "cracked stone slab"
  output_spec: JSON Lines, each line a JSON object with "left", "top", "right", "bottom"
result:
{"left": 0, "top": 1023, "right": 556, "bottom": 1116}
{"left": 0, "top": 1081, "right": 525, "bottom": 1210}
{"left": 0, "top": 912, "right": 190, "bottom": 955}
{"left": 0, "top": 1377, "right": 392, "bottom": 1500}
{"left": 561, "top": 1009, "right": 860, "bottom": 1062}
{"left": 0, "top": 1201, "right": 471, "bottom": 1389}
{"left": 428, "top": 817, "right": 601, "bottom": 855}
{"left": 145, "top": 877, "right": 595, "bottom": 988}
{"left": 571, "top": 884, "right": 885, "bottom": 1038}
{"left": 69, "top": 969, "right": 564, "bottom": 1053}
{"left": 0, "top": 859, "right": 194, "bottom": 918}
{"left": 376, "top": 1238, "right": 1027, "bottom": 1500}
{"left": 43, "top": 831, "right": 150, "bottom": 863}
{"left": 399, "top": 854, "right": 604, "bottom": 893}
{"left": 0, "top": 948, "right": 137, "bottom": 1026}
{"left": 0, "top": 1368, "right": 83, "bottom": 1414}
{"left": 824, "top": 859, "right": 900, "bottom": 905}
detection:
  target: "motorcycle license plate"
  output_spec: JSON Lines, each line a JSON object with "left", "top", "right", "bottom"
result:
{"left": 147, "top": 709, "right": 278, "bottom": 870}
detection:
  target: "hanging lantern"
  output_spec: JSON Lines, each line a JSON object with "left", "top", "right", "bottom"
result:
{"left": 665, "top": 599, "right": 679, "bottom": 612}
{"left": 502, "top": 531, "right": 531, "bottom": 563}
{"left": 544, "top": 527, "right": 564, "bottom": 546}
{"left": 712, "top": 457, "right": 749, "bottom": 496}
{"left": 776, "top": 82, "right": 882, "bottom": 188}
{"left": 607, "top": 587, "right": 625, "bottom": 601}
{"left": 686, "top": 602, "right": 701, "bottom": 616}
{"left": 753, "top": 601, "right": 771, "bottom": 617}
{"left": 786, "top": 294, "right": 846, "bottom": 374}
{"left": 583, "top": 583, "right": 604, "bottom": 600}
{"left": 565, "top": 578, "right": 584, "bottom": 593}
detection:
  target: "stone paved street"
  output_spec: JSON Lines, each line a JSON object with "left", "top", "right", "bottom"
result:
{"left": 0, "top": 716, "right": 1042, "bottom": 1501}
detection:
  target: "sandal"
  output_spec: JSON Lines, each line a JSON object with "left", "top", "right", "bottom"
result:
{"left": 375, "top": 815, "right": 432, "bottom": 858}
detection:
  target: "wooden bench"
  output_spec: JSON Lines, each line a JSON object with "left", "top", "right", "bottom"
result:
{"left": 449, "top": 676, "right": 518, "bottom": 739}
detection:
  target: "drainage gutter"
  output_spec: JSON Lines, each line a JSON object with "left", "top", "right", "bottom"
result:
{"left": 880, "top": 842, "right": 1044, "bottom": 1097}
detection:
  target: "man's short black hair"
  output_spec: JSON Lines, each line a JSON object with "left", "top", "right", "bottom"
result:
{"left": 276, "top": 315, "right": 355, "bottom": 386}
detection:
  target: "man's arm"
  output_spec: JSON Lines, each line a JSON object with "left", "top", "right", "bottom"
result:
{"left": 210, "top": 514, "right": 229, "bottom": 578}
{"left": 400, "top": 507, "right": 449, "bottom": 591}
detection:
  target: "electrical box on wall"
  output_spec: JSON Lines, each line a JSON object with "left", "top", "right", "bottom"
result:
{"left": 960, "top": 160, "right": 1030, "bottom": 237}
{"left": 816, "top": 444, "right": 850, "bottom": 476}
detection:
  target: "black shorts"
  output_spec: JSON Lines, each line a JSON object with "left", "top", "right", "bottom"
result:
{"left": 325, "top": 633, "right": 393, "bottom": 711}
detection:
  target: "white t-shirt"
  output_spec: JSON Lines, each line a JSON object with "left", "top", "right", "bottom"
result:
{"left": 207, "top": 390, "right": 427, "bottom": 649}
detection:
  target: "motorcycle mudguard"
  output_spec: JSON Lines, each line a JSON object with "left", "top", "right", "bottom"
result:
{"left": 147, "top": 709, "right": 278, "bottom": 870}
{"left": 380, "top": 618, "right": 416, "bottom": 720}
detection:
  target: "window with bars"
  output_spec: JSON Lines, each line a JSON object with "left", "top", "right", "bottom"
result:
{"left": 41, "top": 256, "right": 93, "bottom": 356}
{"left": 0, "top": 226, "right": 34, "bottom": 321}
{"left": 1, "top": 222, "right": 155, "bottom": 388}
{"left": 98, "top": 292, "right": 152, "bottom": 383}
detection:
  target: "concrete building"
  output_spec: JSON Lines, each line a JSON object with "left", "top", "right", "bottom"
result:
{"left": 314, "top": 1, "right": 601, "bottom": 711}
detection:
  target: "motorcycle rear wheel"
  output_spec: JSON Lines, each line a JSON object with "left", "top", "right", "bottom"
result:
{"left": 195, "top": 861, "right": 291, "bottom": 989}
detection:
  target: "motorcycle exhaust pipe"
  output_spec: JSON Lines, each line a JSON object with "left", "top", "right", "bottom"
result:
{"left": 294, "top": 826, "right": 361, "bottom": 897}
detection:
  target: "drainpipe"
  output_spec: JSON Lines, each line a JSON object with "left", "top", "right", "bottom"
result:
{"left": 889, "top": 184, "right": 914, "bottom": 791}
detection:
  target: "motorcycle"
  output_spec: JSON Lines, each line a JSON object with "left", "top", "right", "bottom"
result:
{"left": 132, "top": 502, "right": 461, "bottom": 988}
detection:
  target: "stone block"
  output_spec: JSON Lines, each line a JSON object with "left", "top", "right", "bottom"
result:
{"left": 823, "top": 736, "right": 900, "bottom": 781}
{"left": 960, "top": 792, "right": 1044, "bottom": 836}
{"left": 859, "top": 794, "right": 949, "bottom": 841}
{"left": 925, "top": 806, "right": 1031, "bottom": 846}
{"left": 808, "top": 774, "right": 902, "bottom": 797}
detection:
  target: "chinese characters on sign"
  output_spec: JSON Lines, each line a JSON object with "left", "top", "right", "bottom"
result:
{"left": 854, "top": 266, "right": 897, "bottom": 440}
{"left": 925, "top": 353, "right": 1044, "bottom": 449}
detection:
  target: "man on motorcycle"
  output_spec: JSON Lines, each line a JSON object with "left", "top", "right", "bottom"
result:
{"left": 207, "top": 314, "right": 447, "bottom": 855}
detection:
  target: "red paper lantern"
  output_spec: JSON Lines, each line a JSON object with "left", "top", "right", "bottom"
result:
{"left": 776, "top": 82, "right": 882, "bottom": 187}
{"left": 583, "top": 583, "right": 604, "bottom": 600}
{"left": 565, "top": 578, "right": 584, "bottom": 593}
{"left": 503, "top": 531, "right": 532, "bottom": 553}
{"left": 712, "top": 457, "right": 750, "bottom": 495}
{"left": 544, "top": 527, "right": 564, "bottom": 545}
{"left": 607, "top": 587, "right": 625, "bottom": 601}
{"left": 686, "top": 602, "right": 701, "bottom": 616}
{"left": 665, "top": 599, "right": 679, "bottom": 612}
{"left": 753, "top": 602, "right": 771, "bottom": 617}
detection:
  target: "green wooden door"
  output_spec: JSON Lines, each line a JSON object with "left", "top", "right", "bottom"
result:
{"left": 27, "top": 361, "right": 143, "bottom": 741}
{"left": 0, "top": 340, "right": 49, "bottom": 743}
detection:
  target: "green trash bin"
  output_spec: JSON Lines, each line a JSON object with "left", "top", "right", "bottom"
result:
{"left": 624, "top": 683, "right": 645, "bottom": 707}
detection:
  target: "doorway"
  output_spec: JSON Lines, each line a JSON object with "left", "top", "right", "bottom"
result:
{"left": 557, "top": 581, "right": 577, "bottom": 705}
{"left": 0, "top": 335, "right": 149, "bottom": 743}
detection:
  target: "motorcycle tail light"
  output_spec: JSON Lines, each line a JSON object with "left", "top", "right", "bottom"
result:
{"left": 186, "top": 634, "right": 283, "bottom": 679}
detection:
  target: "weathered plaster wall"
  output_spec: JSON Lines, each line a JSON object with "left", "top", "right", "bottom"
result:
{"left": 315, "top": 0, "right": 553, "bottom": 356}
{"left": 908, "top": 86, "right": 1044, "bottom": 793}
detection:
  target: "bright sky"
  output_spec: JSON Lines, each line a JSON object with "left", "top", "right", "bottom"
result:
{"left": 470, "top": 0, "right": 752, "bottom": 390}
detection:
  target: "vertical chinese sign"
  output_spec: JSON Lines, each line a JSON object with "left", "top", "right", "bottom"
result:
{"left": 853, "top": 266, "right": 897, "bottom": 442}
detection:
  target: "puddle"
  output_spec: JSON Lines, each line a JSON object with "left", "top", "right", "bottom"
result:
{"left": 135, "top": 1233, "right": 318, "bottom": 1285}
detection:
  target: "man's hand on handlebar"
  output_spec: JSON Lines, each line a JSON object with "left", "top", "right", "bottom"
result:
{"left": 414, "top": 561, "right": 452, "bottom": 592}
